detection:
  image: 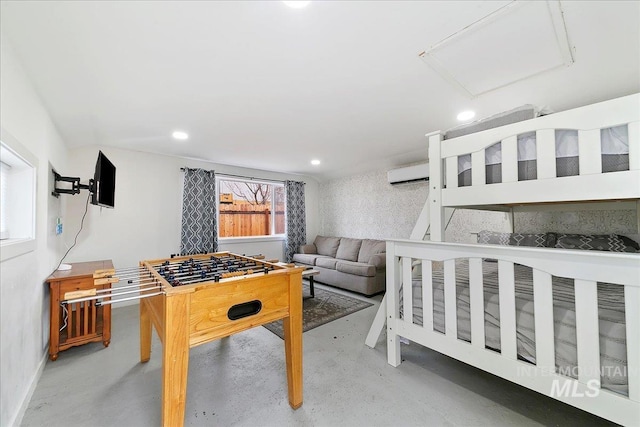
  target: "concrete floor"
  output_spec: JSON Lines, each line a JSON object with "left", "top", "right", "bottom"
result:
{"left": 22, "top": 285, "right": 613, "bottom": 427}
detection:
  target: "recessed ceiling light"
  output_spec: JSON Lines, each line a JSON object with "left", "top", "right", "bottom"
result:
{"left": 311, "top": 159, "right": 320, "bottom": 166}
{"left": 172, "top": 131, "right": 189, "bottom": 140}
{"left": 457, "top": 111, "right": 476, "bottom": 122}
{"left": 283, "top": 1, "right": 311, "bottom": 9}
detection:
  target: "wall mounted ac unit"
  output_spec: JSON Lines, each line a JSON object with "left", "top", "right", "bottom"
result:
{"left": 387, "top": 163, "right": 429, "bottom": 185}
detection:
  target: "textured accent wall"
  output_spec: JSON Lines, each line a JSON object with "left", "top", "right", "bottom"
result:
{"left": 318, "top": 170, "right": 510, "bottom": 242}
{"left": 319, "top": 171, "right": 428, "bottom": 240}
{"left": 319, "top": 170, "right": 638, "bottom": 243}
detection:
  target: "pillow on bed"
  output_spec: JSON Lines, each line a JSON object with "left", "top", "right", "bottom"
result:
{"left": 477, "top": 230, "right": 511, "bottom": 245}
{"left": 617, "top": 235, "right": 640, "bottom": 252}
{"left": 444, "top": 105, "right": 540, "bottom": 140}
{"left": 509, "top": 233, "right": 550, "bottom": 248}
{"left": 477, "top": 231, "right": 508, "bottom": 263}
{"left": 478, "top": 231, "right": 638, "bottom": 253}
{"left": 554, "top": 234, "right": 632, "bottom": 252}
{"left": 477, "top": 231, "right": 552, "bottom": 248}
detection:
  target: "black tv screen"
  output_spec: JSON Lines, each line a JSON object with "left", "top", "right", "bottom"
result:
{"left": 91, "top": 151, "right": 116, "bottom": 208}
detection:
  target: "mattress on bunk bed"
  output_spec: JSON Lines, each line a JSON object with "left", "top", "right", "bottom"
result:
{"left": 405, "top": 260, "right": 629, "bottom": 396}
{"left": 444, "top": 104, "right": 541, "bottom": 140}
{"left": 456, "top": 125, "right": 630, "bottom": 186}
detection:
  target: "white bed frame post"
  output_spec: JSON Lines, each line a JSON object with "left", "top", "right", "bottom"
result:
{"left": 428, "top": 132, "right": 445, "bottom": 243}
{"left": 385, "top": 243, "right": 401, "bottom": 366}
{"left": 625, "top": 286, "right": 640, "bottom": 403}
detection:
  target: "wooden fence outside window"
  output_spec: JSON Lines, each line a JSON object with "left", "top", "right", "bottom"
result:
{"left": 219, "top": 202, "right": 285, "bottom": 237}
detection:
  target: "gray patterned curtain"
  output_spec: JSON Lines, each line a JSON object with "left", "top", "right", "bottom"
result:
{"left": 285, "top": 180, "right": 306, "bottom": 262}
{"left": 180, "top": 168, "right": 218, "bottom": 255}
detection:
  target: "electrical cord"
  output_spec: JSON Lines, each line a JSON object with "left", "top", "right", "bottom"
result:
{"left": 53, "top": 192, "right": 91, "bottom": 273}
{"left": 60, "top": 304, "right": 69, "bottom": 332}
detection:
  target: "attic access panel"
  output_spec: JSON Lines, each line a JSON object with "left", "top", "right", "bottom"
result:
{"left": 420, "top": 1, "right": 573, "bottom": 98}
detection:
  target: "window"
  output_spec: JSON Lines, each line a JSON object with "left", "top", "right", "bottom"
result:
{"left": 0, "top": 161, "right": 8, "bottom": 239}
{"left": 1, "top": 128, "right": 37, "bottom": 261}
{"left": 217, "top": 177, "right": 285, "bottom": 238}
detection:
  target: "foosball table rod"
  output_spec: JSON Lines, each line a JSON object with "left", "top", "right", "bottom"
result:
{"left": 96, "top": 291, "right": 164, "bottom": 306}
{"left": 62, "top": 285, "right": 163, "bottom": 305}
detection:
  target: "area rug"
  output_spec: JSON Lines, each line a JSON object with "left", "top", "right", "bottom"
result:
{"left": 263, "top": 283, "right": 373, "bottom": 339}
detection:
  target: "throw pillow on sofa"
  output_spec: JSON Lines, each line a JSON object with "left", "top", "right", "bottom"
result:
{"left": 357, "top": 239, "right": 386, "bottom": 263}
{"left": 314, "top": 236, "right": 341, "bottom": 257}
{"left": 335, "top": 238, "right": 362, "bottom": 261}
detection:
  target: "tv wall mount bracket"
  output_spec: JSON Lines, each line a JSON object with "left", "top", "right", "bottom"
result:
{"left": 51, "top": 169, "right": 94, "bottom": 198}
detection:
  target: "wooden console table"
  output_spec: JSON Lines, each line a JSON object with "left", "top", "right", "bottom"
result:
{"left": 46, "top": 260, "right": 113, "bottom": 360}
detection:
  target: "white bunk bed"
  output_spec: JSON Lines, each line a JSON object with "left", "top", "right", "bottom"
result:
{"left": 366, "top": 94, "right": 640, "bottom": 425}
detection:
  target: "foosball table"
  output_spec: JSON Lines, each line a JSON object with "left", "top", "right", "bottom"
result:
{"left": 66, "top": 252, "right": 304, "bottom": 427}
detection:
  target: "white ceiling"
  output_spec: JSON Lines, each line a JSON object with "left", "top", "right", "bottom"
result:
{"left": 1, "top": 1, "right": 638, "bottom": 181}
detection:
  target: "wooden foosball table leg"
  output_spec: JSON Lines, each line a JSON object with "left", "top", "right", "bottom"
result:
{"left": 162, "top": 293, "right": 190, "bottom": 427}
{"left": 283, "top": 273, "right": 303, "bottom": 409}
{"left": 140, "top": 299, "right": 152, "bottom": 363}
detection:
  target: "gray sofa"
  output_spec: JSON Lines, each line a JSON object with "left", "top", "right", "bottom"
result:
{"left": 292, "top": 236, "right": 386, "bottom": 296}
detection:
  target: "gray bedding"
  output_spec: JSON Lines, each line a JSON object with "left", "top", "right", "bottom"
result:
{"left": 406, "top": 260, "right": 628, "bottom": 395}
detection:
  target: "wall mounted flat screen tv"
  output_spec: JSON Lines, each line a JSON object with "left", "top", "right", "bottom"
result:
{"left": 91, "top": 151, "right": 116, "bottom": 208}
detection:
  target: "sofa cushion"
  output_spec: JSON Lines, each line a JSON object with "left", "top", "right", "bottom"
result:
{"left": 335, "top": 238, "right": 362, "bottom": 262}
{"left": 292, "top": 253, "right": 328, "bottom": 266}
{"left": 336, "top": 260, "right": 376, "bottom": 277}
{"left": 357, "top": 239, "right": 386, "bottom": 263}
{"left": 316, "top": 257, "right": 338, "bottom": 269}
{"left": 314, "top": 236, "right": 341, "bottom": 257}
{"left": 368, "top": 254, "right": 386, "bottom": 269}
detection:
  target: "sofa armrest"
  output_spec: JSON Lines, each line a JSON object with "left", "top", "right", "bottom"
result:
{"left": 300, "top": 244, "right": 317, "bottom": 254}
{"left": 368, "top": 253, "right": 386, "bottom": 269}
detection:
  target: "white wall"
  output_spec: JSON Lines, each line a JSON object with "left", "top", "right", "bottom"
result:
{"left": 0, "top": 34, "right": 68, "bottom": 427}
{"left": 63, "top": 146, "right": 320, "bottom": 269}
